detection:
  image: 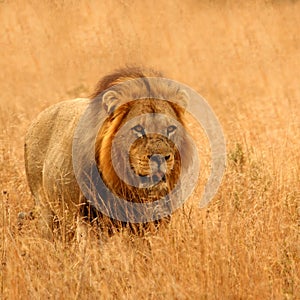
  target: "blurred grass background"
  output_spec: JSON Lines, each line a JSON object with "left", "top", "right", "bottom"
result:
{"left": 0, "top": 0, "right": 299, "bottom": 299}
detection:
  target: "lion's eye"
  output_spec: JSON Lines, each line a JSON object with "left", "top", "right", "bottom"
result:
{"left": 132, "top": 124, "right": 145, "bottom": 136}
{"left": 167, "top": 125, "right": 177, "bottom": 135}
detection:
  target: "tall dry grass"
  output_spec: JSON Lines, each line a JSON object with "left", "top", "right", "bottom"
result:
{"left": 0, "top": 0, "right": 299, "bottom": 299}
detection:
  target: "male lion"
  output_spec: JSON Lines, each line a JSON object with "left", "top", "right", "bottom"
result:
{"left": 25, "top": 67, "right": 195, "bottom": 239}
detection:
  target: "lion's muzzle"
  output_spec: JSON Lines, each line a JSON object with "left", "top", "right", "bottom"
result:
{"left": 149, "top": 154, "right": 169, "bottom": 181}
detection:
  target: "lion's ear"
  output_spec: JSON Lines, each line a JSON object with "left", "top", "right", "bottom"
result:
{"left": 174, "top": 89, "right": 189, "bottom": 110}
{"left": 102, "top": 90, "right": 121, "bottom": 114}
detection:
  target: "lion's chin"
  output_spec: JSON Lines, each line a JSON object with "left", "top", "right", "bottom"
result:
{"left": 138, "top": 183, "right": 170, "bottom": 202}
{"left": 131, "top": 171, "right": 170, "bottom": 201}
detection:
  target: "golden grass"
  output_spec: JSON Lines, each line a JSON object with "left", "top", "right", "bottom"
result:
{"left": 0, "top": 0, "right": 299, "bottom": 299}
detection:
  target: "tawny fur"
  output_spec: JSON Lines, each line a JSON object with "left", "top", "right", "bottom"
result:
{"left": 24, "top": 67, "right": 193, "bottom": 238}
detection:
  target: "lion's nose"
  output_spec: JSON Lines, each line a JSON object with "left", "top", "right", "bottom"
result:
{"left": 148, "top": 154, "right": 164, "bottom": 166}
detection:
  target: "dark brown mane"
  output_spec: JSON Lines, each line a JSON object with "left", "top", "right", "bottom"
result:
{"left": 91, "top": 66, "right": 163, "bottom": 99}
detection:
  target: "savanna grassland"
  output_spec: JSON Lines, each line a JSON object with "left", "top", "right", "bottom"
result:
{"left": 0, "top": 1, "right": 299, "bottom": 299}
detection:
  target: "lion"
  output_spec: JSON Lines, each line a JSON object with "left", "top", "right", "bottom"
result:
{"left": 24, "top": 67, "right": 195, "bottom": 239}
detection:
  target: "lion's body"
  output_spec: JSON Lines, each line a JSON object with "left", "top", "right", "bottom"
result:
{"left": 25, "top": 67, "right": 194, "bottom": 238}
{"left": 25, "top": 99, "right": 90, "bottom": 236}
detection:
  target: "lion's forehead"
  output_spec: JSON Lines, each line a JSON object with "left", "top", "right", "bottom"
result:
{"left": 122, "top": 100, "right": 181, "bottom": 132}
{"left": 125, "top": 99, "right": 178, "bottom": 120}
{"left": 144, "top": 114, "right": 174, "bottom": 130}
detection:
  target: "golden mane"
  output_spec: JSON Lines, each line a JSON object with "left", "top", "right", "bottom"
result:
{"left": 91, "top": 66, "right": 163, "bottom": 99}
{"left": 93, "top": 67, "right": 193, "bottom": 207}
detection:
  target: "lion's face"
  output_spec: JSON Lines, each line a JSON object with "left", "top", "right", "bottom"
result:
{"left": 95, "top": 78, "right": 193, "bottom": 206}
{"left": 121, "top": 100, "right": 183, "bottom": 195}
{"left": 96, "top": 98, "right": 188, "bottom": 202}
